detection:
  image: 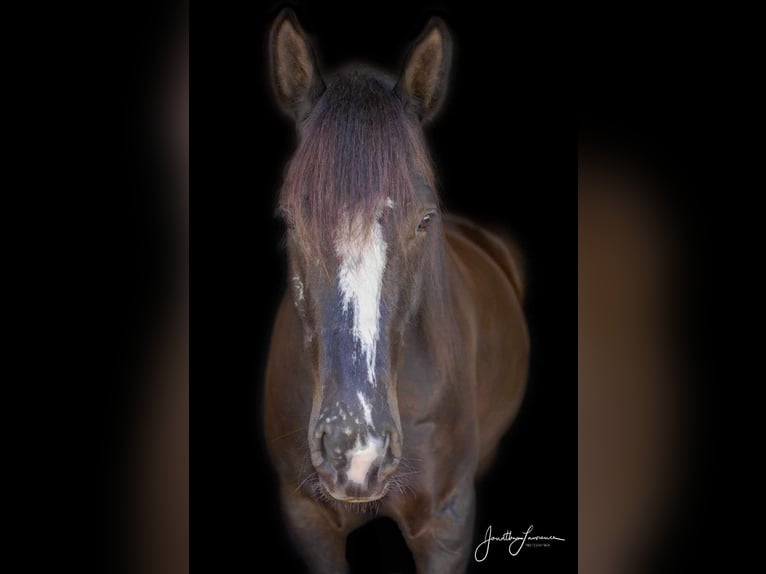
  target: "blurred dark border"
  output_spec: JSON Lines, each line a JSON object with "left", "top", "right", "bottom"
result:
{"left": 83, "top": 2, "right": 188, "bottom": 573}
{"left": 579, "top": 45, "right": 733, "bottom": 569}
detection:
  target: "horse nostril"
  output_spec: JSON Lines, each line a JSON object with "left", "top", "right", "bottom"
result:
{"left": 321, "top": 433, "right": 331, "bottom": 460}
{"left": 321, "top": 433, "right": 329, "bottom": 453}
{"left": 387, "top": 428, "right": 402, "bottom": 459}
{"left": 323, "top": 435, "right": 350, "bottom": 472}
{"left": 382, "top": 428, "right": 401, "bottom": 459}
{"left": 379, "top": 429, "right": 401, "bottom": 479}
{"left": 310, "top": 427, "right": 327, "bottom": 468}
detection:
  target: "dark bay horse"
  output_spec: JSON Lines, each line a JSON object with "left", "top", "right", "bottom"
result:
{"left": 264, "top": 9, "right": 528, "bottom": 573}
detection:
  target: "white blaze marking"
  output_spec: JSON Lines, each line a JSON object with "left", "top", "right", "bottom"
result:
{"left": 345, "top": 435, "right": 384, "bottom": 487}
{"left": 335, "top": 211, "right": 388, "bottom": 386}
{"left": 357, "top": 391, "right": 374, "bottom": 428}
{"left": 292, "top": 275, "right": 304, "bottom": 303}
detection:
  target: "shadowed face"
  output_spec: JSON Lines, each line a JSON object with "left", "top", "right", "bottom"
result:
{"left": 270, "top": 10, "right": 451, "bottom": 503}
{"left": 287, "top": 199, "right": 423, "bottom": 502}
{"left": 281, "top": 82, "right": 440, "bottom": 501}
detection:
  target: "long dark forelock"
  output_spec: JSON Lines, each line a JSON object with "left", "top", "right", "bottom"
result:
{"left": 280, "top": 71, "right": 434, "bottom": 261}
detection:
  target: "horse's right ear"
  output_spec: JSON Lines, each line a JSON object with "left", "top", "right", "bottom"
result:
{"left": 269, "top": 8, "right": 325, "bottom": 121}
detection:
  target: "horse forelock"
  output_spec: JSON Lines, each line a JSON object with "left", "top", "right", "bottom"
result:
{"left": 280, "top": 70, "right": 433, "bottom": 258}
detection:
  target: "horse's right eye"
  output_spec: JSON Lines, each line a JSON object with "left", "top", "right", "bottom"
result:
{"left": 277, "top": 208, "right": 296, "bottom": 230}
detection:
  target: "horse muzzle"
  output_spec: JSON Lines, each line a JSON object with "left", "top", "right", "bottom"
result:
{"left": 310, "top": 423, "right": 401, "bottom": 503}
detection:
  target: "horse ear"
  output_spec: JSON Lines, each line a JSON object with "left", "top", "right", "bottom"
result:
{"left": 269, "top": 8, "right": 325, "bottom": 121}
{"left": 395, "top": 17, "right": 452, "bottom": 122}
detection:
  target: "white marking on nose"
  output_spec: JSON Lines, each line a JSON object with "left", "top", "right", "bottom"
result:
{"left": 357, "top": 391, "right": 374, "bottom": 428}
{"left": 345, "top": 435, "right": 384, "bottom": 487}
{"left": 336, "top": 209, "right": 388, "bottom": 386}
{"left": 292, "top": 275, "right": 304, "bottom": 303}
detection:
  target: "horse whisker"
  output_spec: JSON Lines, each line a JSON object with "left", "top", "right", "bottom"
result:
{"left": 270, "top": 427, "right": 307, "bottom": 444}
{"left": 294, "top": 471, "right": 317, "bottom": 494}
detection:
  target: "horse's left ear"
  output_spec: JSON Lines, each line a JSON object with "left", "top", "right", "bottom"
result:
{"left": 395, "top": 17, "right": 452, "bottom": 122}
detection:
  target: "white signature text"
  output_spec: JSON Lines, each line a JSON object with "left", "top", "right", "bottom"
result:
{"left": 474, "top": 524, "right": 565, "bottom": 562}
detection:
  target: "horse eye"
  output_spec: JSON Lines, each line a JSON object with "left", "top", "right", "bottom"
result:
{"left": 417, "top": 211, "right": 437, "bottom": 234}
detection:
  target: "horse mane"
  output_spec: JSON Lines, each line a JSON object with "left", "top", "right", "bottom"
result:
{"left": 279, "top": 70, "right": 457, "bottom": 379}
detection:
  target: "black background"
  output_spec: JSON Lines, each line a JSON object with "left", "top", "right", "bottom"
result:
{"left": 191, "top": 2, "right": 574, "bottom": 572}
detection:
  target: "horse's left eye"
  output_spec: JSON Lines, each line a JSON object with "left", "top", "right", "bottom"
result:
{"left": 417, "top": 211, "right": 437, "bottom": 234}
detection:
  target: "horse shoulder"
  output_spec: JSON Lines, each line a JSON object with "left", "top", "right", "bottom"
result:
{"left": 444, "top": 214, "right": 525, "bottom": 302}
{"left": 443, "top": 216, "right": 529, "bottom": 474}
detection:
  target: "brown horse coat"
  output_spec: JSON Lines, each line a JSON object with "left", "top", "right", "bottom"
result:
{"left": 265, "top": 215, "right": 527, "bottom": 572}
